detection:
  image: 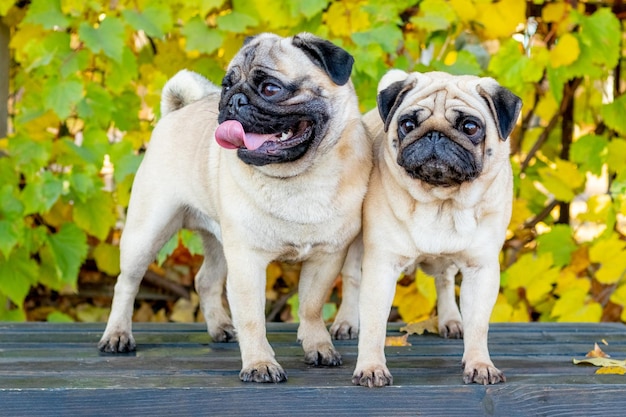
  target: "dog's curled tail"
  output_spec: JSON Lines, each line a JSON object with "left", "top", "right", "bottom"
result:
{"left": 161, "top": 69, "right": 220, "bottom": 117}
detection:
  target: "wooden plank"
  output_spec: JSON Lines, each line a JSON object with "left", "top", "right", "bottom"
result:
{"left": 2, "top": 322, "right": 626, "bottom": 416}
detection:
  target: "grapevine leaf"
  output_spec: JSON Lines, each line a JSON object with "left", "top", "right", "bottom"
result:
{"left": 182, "top": 16, "right": 224, "bottom": 54}
{"left": 73, "top": 191, "right": 117, "bottom": 241}
{"left": 23, "top": 0, "right": 69, "bottom": 29}
{"left": 43, "top": 77, "right": 83, "bottom": 120}
{"left": 600, "top": 95, "right": 626, "bottom": 137}
{"left": 93, "top": 242, "right": 121, "bottom": 276}
{"left": 46, "top": 223, "right": 89, "bottom": 286}
{"left": 216, "top": 11, "right": 258, "bottom": 33}
{"left": 78, "top": 17, "right": 126, "bottom": 62}
{"left": 122, "top": 6, "right": 173, "bottom": 38}
{"left": 0, "top": 220, "right": 22, "bottom": 258}
{"left": 0, "top": 248, "right": 39, "bottom": 308}
{"left": 570, "top": 134, "right": 608, "bottom": 176}
{"left": 537, "top": 225, "right": 577, "bottom": 267}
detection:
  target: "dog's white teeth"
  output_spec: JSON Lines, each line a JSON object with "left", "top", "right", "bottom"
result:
{"left": 278, "top": 130, "right": 293, "bottom": 141}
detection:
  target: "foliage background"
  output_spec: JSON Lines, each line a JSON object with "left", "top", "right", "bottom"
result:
{"left": 0, "top": 0, "right": 625, "bottom": 326}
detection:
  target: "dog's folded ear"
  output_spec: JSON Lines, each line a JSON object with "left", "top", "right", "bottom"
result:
{"left": 292, "top": 33, "right": 354, "bottom": 86}
{"left": 377, "top": 70, "right": 415, "bottom": 132}
{"left": 477, "top": 82, "right": 522, "bottom": 141}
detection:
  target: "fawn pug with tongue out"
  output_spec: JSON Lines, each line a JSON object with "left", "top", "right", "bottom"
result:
{"left": 98, "top": 33, "right": 372, "bottom": 383}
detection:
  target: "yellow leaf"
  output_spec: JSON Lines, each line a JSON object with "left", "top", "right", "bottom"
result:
{"left": 474, "top": 0, "right": 525, "bottom": 39}
{"left": 542, "top": 2, "right": 569, "bottom": 23}
{"left": 444, "top": 51, "right": 457, "bottom": 66}
{"left": 400, "top": 316, "right": 438, "bottom": 336}
{"left": 385, "top": 333, "right": 411, "bottom": 347}
{"left": 610, "top": 283, "right": 626, "bottom": 307}
{"left": 555, "top": 269, "right": 590, "bottom": 296}
{"left": 490, "top": 293, "right": 513, "bottom": 322}
{"left": 266, "top": 261, "right": 282, "bottom": 290}
{"left": 449, "top": 0, "right": 477, "bottom": 22}
{"left": 589, "top": 235, "right": 626, "bottom": 284}
{"left": 511, "top": 302, "right": 530, "bottom": 322}
{"left": 509, "top": 198, "right": 533, "bottom": 230}
{"left": 550, "top": 33, "right": 580, "bottom": 68}
{"left": 595, "top": 366, "right": 626, "bottom": 375}
{"left": 573, "top": 357, "right": 626, "bottom": 368}
{"left": 538, "top": 158, "right": 585, "bottom": 202}
{"left": 325, "top": 0, "right": 370, "bottom": 38}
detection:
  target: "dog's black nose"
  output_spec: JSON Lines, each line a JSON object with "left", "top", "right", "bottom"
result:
{"left": 229, "top": 93, "right": 248, "bottom": 113}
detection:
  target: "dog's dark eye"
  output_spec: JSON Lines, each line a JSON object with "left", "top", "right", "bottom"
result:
{"left": 399, "top": 118, "right": 417, "bottom": 136}
{"left": 261, "top": 82, "right": 281, "bottom": 97}
{"left": 461, "top": 120, "right": 479, "bottom": 136}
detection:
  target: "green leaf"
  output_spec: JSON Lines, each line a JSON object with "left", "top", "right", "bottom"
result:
{"left": 607, "top": 139, "right": 626, "bottom": 176}
{"left": 182, "top": 16, "right": 224, "bottom": 54}
{"left": 76, "top": 83, "right": 114, "bottom": 129}
{"left": 43, "top": 77, "right": 83, "bottom": 120}
{"left": 47, "top": 311, "right": 75, "bottom": 323}
{"left": 0, "top": 248, "right": 39, "bottom": 307}
{"left": 73, "top": 191, "right": 117, "bottom": 241}
{"left": 122, "top": 6, "right": 173, "bottom": 38}
{"left": 352, "top": 25, "right": 404, "bottom": 55}
{"left": 537, "top": 225, "right": 577, "bottom": 268}
{"left": 574, "top": 8, "right": 621, "bottom": 68}
{"left": 8, "top": 134, "right": 51, "bottom": 177}
{"left": 410, "top": 0, "right": 457, "bottom": 32}
{"left": 23, "top": 0, "right": 70, "bottom": 29}
{"left": 488, "top": 39, "right": 545, "bottom": 92}
{"left": 93, "top": 242, "right": 121, "bottom": 276}
{"left": 20, "top": 171, "right": 64, "bottom": 215}
{"left": 180, "top": 229, "right": 203, "bottom": 256}
{"left": 0, "top": 185, "right": 24, "bottom": 220}
{"left": 570, "top": 134, "right": 608, "bottom": 177}
{"left": 46, "top": 223, "right": 89, "bottom": 286}
{"left": 157, "top": 233, "right": 179, "bottom": 265}
{"left": 432, "top": 50, "right": 483, "bottom": 76}
{"left": 78, "top": 17, "right": 126, "bottom": 62}
{"left": 0, "top": 220, "right": 22, "bottom": 258}
{"left": 537, "top": 159, "right": 585, "bottom": 203}
{"left": 600, "top": 95, "right": 626, "bottom": 137}
{"left": 216, "top": 11, "right": 258, "bottom": 33}
{"left": 68, "top": 171, "right": 96, "bottom": 203}
{"left": 291, "top": 0, "right": 328, "bottom": 18}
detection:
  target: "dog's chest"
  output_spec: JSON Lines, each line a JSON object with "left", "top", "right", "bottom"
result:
{"left": 410, "top": 202, "right": 479, "bottom": 254}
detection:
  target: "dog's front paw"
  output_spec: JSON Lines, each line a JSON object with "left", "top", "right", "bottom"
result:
{"left": 352, "top": 365, "right": 393, "bottom": 388}
{"left": 304, "top": 345, "right": 343, "bottom": 366}
{"left": 98, "top": 331, "right": 136, "bottom": 353}
{"left": 239, "top": 362, "right": 287, "bottom": 383}
{"left": 439, "top": 319, "right": 463, "bottom": 339}
{"left": 462, "top": 361, "right": 505, "bottom": 385}
{"left": 329, "top": 320, "right": 358, "bottom": 340}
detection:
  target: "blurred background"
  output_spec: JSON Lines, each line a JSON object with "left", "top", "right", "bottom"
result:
{"left": 0, "top": 0, "right": 625, "bottom": 327}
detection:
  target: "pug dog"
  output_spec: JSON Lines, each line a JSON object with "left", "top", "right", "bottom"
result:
{"left": 98, "top": 33, "right": 372, "bottom": 383}
{"left": 352, "top": 70, "right": 521, "bottom": 387}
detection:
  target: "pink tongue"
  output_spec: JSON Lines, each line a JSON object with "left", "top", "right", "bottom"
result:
{"left": 214, "top": 120, "right": 275, "bottom": 151}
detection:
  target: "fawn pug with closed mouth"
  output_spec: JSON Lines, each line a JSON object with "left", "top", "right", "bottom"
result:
{"left": 98, "top": 32, "right": 372, "bottom": 383}
{"left": 352, "top": 70, "right": 521, "bottom": 387}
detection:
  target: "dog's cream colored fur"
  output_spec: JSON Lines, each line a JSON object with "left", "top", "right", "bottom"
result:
{"left": 99, "top": 34, "right": 372, "bottom": 383}
{"left": 353, "top": 70, "right": 520, "bottom": 387}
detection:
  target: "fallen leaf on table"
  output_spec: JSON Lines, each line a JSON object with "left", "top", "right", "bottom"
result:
{"left": 586, "top": 342, "right": 610, "bottom": 358}
{"left": 573, "top": 357, "right": 626, "bottom": 367}
{"left": 400, "top": 316, "right": 438, "bottom": 336}
{"left": 385, "top": 334, "right": 411, "bottom": 347}
{"left": 595, "top": 366, "right": 626, "bottom": 375}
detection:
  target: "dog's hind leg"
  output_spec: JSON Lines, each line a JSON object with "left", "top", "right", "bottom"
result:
{"left": 98, "top": 200, "right": 183, "bottom": 353}
{"left": 195, "top": 231, "right": 235, "bottom": 342}
{"left": 435, "top": 264, "right": 463, "bottom": 339}
{"left": 330, "top": 235, "right": 362, "bottom": 340}
{"left": 298, "top": 251, "right": 347, "bottom": 366}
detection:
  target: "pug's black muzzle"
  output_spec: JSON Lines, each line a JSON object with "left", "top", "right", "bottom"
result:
{"left": 398, "top": 131, "right": 481, "bottom": 186}
{"left": 218, "top": 89, "right": 329, "bottom": 166}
